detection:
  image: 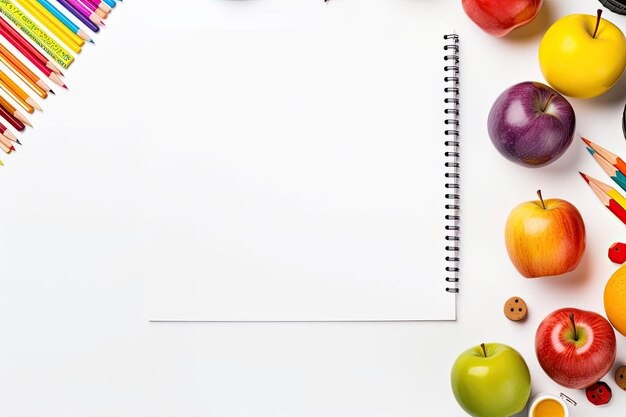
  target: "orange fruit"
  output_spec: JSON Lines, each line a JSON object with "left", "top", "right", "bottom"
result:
{"left": 604, "top": 264, "right": 626, "bottom": 337}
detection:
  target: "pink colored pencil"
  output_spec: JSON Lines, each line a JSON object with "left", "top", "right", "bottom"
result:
{"left": 67, "top": 0, "right": 103, "bottom": 25}
{"left": 79, "top": 0, "right": 107, "bottom": 18}
{"left": 82, "top": 0, "right": 109, "bottom": 12}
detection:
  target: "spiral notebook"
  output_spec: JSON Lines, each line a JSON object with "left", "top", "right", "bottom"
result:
{"left": 141, "top": 0, "right": 460, "bottom": 321}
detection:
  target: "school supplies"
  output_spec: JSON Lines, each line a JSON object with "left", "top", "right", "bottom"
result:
{"left": 0, "top": 43, "right": 51, "bottom": 97}
{"left": 35, "top": 0, "right": 92, "bottom": 41}
{"left": 580, "top": 172, "right": 626, "bottom": 225}
{"left": 0, "top": 0, "right": 119, "bottom": 166}
{"left": 0, "top": 0, "right": 74, "bottom": 68}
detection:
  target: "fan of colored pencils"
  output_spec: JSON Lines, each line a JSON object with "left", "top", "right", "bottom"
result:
{"left": 581, "top": 138, "right": 626, "bottom": 226}
{"left": 0, "top": 0, "right": 121, "bottom": 166}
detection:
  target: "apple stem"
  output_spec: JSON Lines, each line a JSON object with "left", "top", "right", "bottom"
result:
{"left": 593, "top": 9, "right": 603, "bottom": 39}
{"left": 540, "top": 93, "right": 555, "bottom": 113}
{"left": 569, "top": 313, "right": 578, "bottom": 341}
{"left": 537, "top": 190, "right": 546, "bottom": 210}
{"left": 480, "top": 343, "right": 487, "bottom": 358}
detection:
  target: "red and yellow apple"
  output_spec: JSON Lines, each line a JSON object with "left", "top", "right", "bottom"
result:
{"left": 536, "top": 308, "right": 616, "bottom": 389}
{"left": 462, "top": 0, "right": 543, "bottom": 37}
{"left": 505, "top": 191, "right": 585, "bottom": 278}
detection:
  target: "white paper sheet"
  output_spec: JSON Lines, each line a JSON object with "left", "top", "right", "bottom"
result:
{"left": 142, "top": 0, "right": 457, "bottom": 321}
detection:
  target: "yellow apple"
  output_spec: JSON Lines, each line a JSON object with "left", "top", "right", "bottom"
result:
{"left": 539, "top": 10, "right": 626, "bottom": 99}
{"left": 505, "top": 191, "right": 585, "bottom": 278}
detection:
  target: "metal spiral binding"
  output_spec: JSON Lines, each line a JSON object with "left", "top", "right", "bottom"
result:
{"left": 443, "top": 34, "right": 460, "bottom": 294}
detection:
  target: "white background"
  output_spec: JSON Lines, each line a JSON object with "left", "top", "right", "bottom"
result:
{"left": 0, "top": 0, "right": 626, "bottom": 416}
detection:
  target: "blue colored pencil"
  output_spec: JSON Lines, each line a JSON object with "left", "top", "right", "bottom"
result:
{"left": 587, "top": 147, "right": 626, "bottom": 192}
{"left": 102, "top": 0, "right": 115, "bottom": 7}
{"left": 35, "top": 0, "right": 93, "bottom": 40}
{"left": 54, "top": 0, "right": 100, "bottom": 32}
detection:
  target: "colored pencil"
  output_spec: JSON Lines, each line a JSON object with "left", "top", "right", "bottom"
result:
{"left": 0, "top": 121, "right": 17, "bottom": 142}
{"left": 0, "top": 129, "right": 18, "bottom": 145}
{"left": 97, "top": 1, "right": 111, "bottom": 13}
{"left": 585, "top": 179, "right": 626, "bottom": 225}
{"left": 0, "top": 15, "right": 63, "bottom": 75}
{"left": 35, "top": 0, "right": 92, "bottom": 41}
{"left": 81, "top": 0, "right": 104, "bottom": 12}
{"left": 0, "top": 100, "right": 25, "bottom": 130}
{"left": 0, "top": 44, "right": 50, "bottom": 98}
{"left": 102, "top": 0, "right": 115, "bottom": 7}
{"left": 580, "top": 172, "right": 626, "bottom": 211}
{"left": 55, "top": 0, "right": 99, "bottom": 33}
{"left": 84, "top": 0, "right": 111, "bottom": 13}
{"left": 0, "top": 134, "right": 13, "bottom": 153}
{"left": 81, "top": 0, "right": 107, "bottom": 19}
{"left": 66, "top": 0, "right": 102, "bottom": 26}
{"left": 15, "top": 0, "right": 84, "bottom": 53}
{"left": 0, "top": 95, "right": 32, "bottom": 126}
{"left": 587, "top": 147, "right": 626, "bottom": 192}
{"left": 582, "top": 137, "right": 626, "bottom": 178}
{"left": 0, "top": 70, "right": 40, "bottom": 113}
{"left": 0, "top": 130, "right": 14, "bottom": 148}
{"left": 0, "top": 133, "right": 15, "bottom": 150}
{"left": 0, "top": 0, "right": 74, "bottom": 68}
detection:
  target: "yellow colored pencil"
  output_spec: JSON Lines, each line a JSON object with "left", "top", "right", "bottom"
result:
{"left": 0, "top": 70, "right": 40, "bottom": 113}
{"left": 0, "top": 0, "right": 74, "bottom": 68}
{"left": 15, "top": 0, "right": 83, "bottom": 52}
{"left": 583, "top": 173, "right": 626, "bottom": 211}
{"left": 0, "top": 94, "right": 32, "bottom": 126}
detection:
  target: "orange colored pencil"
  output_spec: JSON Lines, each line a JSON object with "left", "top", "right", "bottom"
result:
{"left": 582, "top": 138, "right": 626, "bottom": 177}
{"left": 0, "top": 70, "right": 41, "bottom": 113}
{"left": 0, "top": 44, "right": 51, "bottom": 98}
{"left": 0, "top": 95, "right": 32, "bottom": 126}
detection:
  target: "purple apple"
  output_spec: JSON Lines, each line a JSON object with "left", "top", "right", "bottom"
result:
{"left": 488, "top": 82, "right": 576, "bottom": 167}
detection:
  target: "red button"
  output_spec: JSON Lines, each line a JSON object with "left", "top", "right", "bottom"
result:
{"left": 609, "top": 242, "right": 626, "bottom": 264}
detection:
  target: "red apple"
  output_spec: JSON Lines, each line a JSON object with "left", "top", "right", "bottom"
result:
{"left": 462, "top": 0, "right": 544, "bottom": 37}
{"left": 505, "top": 191, "right": 585, "bottom": 278}
{"left": 536, "top": 308, "right": 616, "bottom": 389}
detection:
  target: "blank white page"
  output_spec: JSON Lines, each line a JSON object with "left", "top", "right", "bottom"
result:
{"left": 141, "top": 0, "right": 457, "bottom": 321}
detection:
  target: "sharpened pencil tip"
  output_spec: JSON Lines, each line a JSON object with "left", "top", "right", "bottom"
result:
{"left": 50, "top": 90, "right": 56, "bottom": 95}
{"left": 579, "top": 172, "right": 589, "bottom": 183}
{"left": 586, "top": 147, "right": 595, "bottom": 155}
{"left": 63, "top": 84, "right": 68, "bottom": 89}
{"left": 90, "top": 39, "right": 95, "bottom": 44}
{"left": 15, "top": 139, "right": 21, "bottom": 145}
{"left": 581, "top": 137, "right": 592, "bottom": 146}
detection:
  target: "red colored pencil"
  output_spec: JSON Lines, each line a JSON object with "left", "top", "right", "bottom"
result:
{"left": 0, "top": 103, "right": 25, "bottom": 131}
{"left": 0, "top": 17, "right": 63, "bottom": 76}
{"left": 0, "top": 22, "right": 65, "bottom": 87}
{"left": 0, "top": 121, "right": 17, "bottom": 142}
{"left": 587, "top": 180, "right": 626, "bottom": 225}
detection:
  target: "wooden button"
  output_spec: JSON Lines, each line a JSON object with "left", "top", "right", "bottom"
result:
{"left": 504, "top": 297, "right": 527, "bottom": 321}
{"left": 616, "top": 366, "right": 626, "bottom": 390}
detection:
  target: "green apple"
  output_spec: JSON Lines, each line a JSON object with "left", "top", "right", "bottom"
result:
{"left": 451, "top": 343, "right": 531, "bottom": 417}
